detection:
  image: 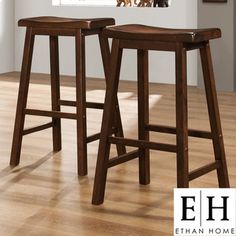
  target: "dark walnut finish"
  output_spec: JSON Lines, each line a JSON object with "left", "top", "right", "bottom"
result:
{"left": 18, "top": 17, "right": 115, "bottom": 29}
{"left": 92, "top": 24, "right": 230, "bottom": 205}
{"left": 10, "top": 16, "right": 126, "bottom": 176}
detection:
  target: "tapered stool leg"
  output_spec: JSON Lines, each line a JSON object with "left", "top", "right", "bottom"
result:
{"left": 76, "top": 30, "right": 87, "bottom": 176}
{"left": 92, "top": 39, "right": 123, "bottom": 205}
{"left": 98, "top": 34, "right": 126, "bottom": 156}
{"left": 175, "top": 43, "right": 189, "bottom": 188}
{"left": 200, "top": 42, "right": 230, "bottom": 188}
{"left": 10, "top": 27, "right": 35, "bottom": 166}
{"left": 137, "top": 49, "right": 150, "bottom": 185}
{"left": 50, "top": 36, "right": 62, "bottom": 152}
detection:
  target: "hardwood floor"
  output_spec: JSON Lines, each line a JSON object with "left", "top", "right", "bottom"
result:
{"left": 0, "top": 72, "right": 235, "bottom": 236}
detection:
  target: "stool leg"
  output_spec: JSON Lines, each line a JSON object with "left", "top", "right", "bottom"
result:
{"left": 137, "top": 49, "right": 150, "bottom": 185}
{"left": 98, "top": 34, "right": 126, "bottom": 156}
{"left": 92, "top": 39, "right": 123, "bottom": 205}
{"left": 175, "top": 43, "right": 189, "bottom": 188}
{"left": 75, "top": 30, "right": 87, "bottom": 176}
{"left": 50, "top": 36, "right": 62, "bottom": 152}
{"left": 200, "top": 42, "right": 230, "bottom": 187}
{"left": 10, "top": 28, "right": 35, "bottom": 166}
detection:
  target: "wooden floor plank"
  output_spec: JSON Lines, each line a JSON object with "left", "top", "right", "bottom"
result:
{"left": 0, "top": 72, "right": 235, "bottom": 235}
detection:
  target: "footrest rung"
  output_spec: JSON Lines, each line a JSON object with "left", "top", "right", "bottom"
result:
{"left": 60, "top": 100, "right": 104, "bottom": 109}
{"left": 86, "top": 102, "right": 104, "bottom": 109}
{"left": 189, "top": 161, "right": 220, "bottom": 181}
{"left": 23, "top": 122, "right": 53, "bottom": 135}
{"left": 59, "top": 100, "right": 76, "bottom": 107}
{"left": 108, "top": 150, "right": 139, "bottom": 168}
{"left": 86, "top": 132, "right": 100, "bottom": 143}
{"left": 25, "top": 109, "right": 77, "bottom": 120}
{"left": 108, "top": 136, "right": 177, "bottom": 153}
{"left": 146, "top": 124, "right": 212, "bottom": 139}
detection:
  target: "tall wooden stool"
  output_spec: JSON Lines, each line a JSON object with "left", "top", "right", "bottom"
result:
{"left": 92, "top": 24, "right": 230, "bottom": 205}
{"left": 10, "top": 17, "right": 126, "bottom": 176}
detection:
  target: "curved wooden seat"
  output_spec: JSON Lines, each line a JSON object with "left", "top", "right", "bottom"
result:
{"left": 103, "top": 24, "right": 221, "bottom": 43}
{"left": 18, "top": 16, "right": 115, "bottom": 29}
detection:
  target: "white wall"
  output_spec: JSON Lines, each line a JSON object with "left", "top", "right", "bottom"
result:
{"left": 198, "top": 0, "right": 235, "bottom": 91}
{"left": 15, "top": 0, "right": 198, "bottom": 85}
{"left": 0, "top": 0, "right": 14, "bottom": 73}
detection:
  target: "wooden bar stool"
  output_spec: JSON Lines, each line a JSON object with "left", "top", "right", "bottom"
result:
{"left": 92, "top": 24, "right": 230, "bottom": 205}
{"left": 10, "top": 16, "right": 126, "bottom": 176}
